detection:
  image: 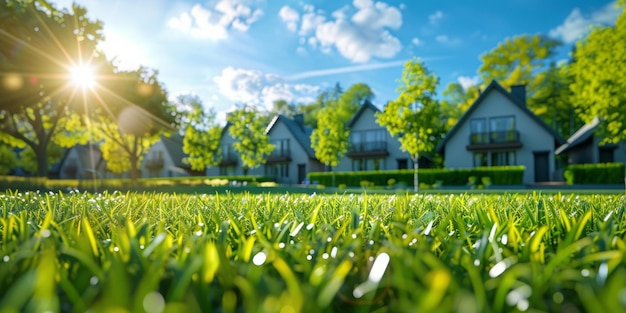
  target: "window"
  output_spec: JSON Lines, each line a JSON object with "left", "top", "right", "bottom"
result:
{"left": 397, "top": 159, "right": 408, "bottom": 170}
{"left": 350, "top": 129, "right": 386, "bottom": 152}
{"left": 369, "top": 158, "right": 385, "bottom": 171}
{"left": 270, "top": 139, "right": 290, "bottom": 157}
{"left": 473, "top": 153, "right": 488, "bottom": 167}
{"left": 265, "top": 163, "right": 289, "bottom": 178}
{"left": 599, "top": 147, "right": 615, "bottom": 163}
{"left": 470, "top": 118, "right": 487, "bottom": 144}
{"left": 491, "top": 151, "right": 515, "bottom": 166}
{"left": 489, "top": 116, "right": 516, "bottom": 143}
{"left": 352, "top": 159, "right": 366, "bottom": 171}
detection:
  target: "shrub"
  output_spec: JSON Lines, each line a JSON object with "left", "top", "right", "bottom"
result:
{"left": 564, "top": 163, "right": 625, "bottom": 185}
{"left": 308, "top": 166, "right": 524, "bottom": 187}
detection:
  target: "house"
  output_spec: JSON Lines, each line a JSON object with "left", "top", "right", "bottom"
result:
{"left": 141, "top": 134, "right": 200, "bottom": 178}
{"left": 334, "top": 100, "right": 412, "bottom": 172}
{"left": 555, "top": 117, "right": 626, "bottom": 165}
{"left": 263, "top": 114, "right": 324, "bottom": 184}
{"left": 207, "top": 114, "right": 324, "bottom": 183}
{"left": 58, "top": 144, "right": 103, "bottom": 179}
{"left": 436, "top": 80, "right": 564, "bottom": 184}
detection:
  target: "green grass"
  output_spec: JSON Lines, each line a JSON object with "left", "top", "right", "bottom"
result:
{"left": 1, "top": 191, "right": 625, "bottom": 312}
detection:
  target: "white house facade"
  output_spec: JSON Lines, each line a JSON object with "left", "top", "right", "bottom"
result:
{"left": 335, "top": 101, "right": 412, "bottom": 172}
{"left": 437, "top": 80, "right": 564, "bottom": 184}
{"left": 141, "top": 134, "right": 198, "bottom": 178}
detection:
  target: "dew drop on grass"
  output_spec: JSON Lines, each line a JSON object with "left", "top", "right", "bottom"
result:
{"left": 501, "top": 234, "right": 508, "bottom": 245}
{"left": 368, "top": 240, "right": 374, "bottom": 245}
{"left": 306, "top": 223, "right": 314, "bottom": 230}
{"left": 41, "top": 229, "right": 51, "bottom": 238}
{"left": 198, "top": 222, "right": 204, "bottom": 227}
{"left": 309, "top": 249, "right": 315, "bottom": 255}
{"left": 368, "top": 253, "right": 390, "bottom": 283}
{"left": 473, "top": 259, "right": 481, "bottom": 266}
{"left": 322, "top": 253, "right": 329, "bottom": 259}
{"left": 327, "top": 237, "right": 333, "bottom": 243}
{"left": 140, "top": 245, "right": 145, "bottom": 250}
{"left": 516, "top": 299, "right": 529, "bottom": 311}
{"left": 598, "top": 263, "right": 608, "bottom": 285}
{"left": 401, "top": 234, "right": 408, "bottom": 239}
{"left": 424, "top": 221, "right": 433, "bottom": 236}
{"left": 274, "top": 223, "right": 280, "bottom": 228}
{"left": 306, "top": 255, "right": 312, "bottom": 261}
{"left": 252, "top": 252, "right": 267, "bottom": 266}
{"left": 113, "top": 247, "right": 119, "bottom": 252}
{"left": 278, "top": 242, "right": 285, "bottom": 249}
{"left": 351, "top": 234, "right": 357, "bottom": 239}
{"left": 89, "top": 276, "right": 99, "bottom": 285}
{"left": 195, "top": 230, "right": 203, "bottom": 236}
{"left": 553, "top": 292, "right": 564, "bottom": 304}
{"left": 143, "top": 291, "right": 165, "bottom": 313}
{"left": 581, "top": 269, "right": 590, "bottom": 277}
{"left": 489, "top": 261, "right": 507, "bottom": 278}
{"left": 331, "top": 247, "right": 338, "bottom": 258}
{"left": 3, "top": 256, "right": 9, "bottom": 262}
{"left": 185, "top": 247, "right": 191, "bottom": 254}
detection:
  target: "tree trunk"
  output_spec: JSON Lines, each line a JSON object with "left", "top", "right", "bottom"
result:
{"left": 129, "top": 137, "right": 140, "bottom": 181}
{"left": 35, "top": 144, "right": 49, "bottom": 177}
{"left": 413, "top": 155, "right": 419, "bottom": 193}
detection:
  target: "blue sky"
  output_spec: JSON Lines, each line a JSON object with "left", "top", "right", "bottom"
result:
{"left": 51, "top": 0, "right": 620, "bottom": 122}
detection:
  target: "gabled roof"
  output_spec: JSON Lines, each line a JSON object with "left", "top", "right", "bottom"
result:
{"left": 59, "top": 143, "right": 101, "bottom": 170}
{"left": 347, "top": 100, "right": 379, "bottom": 128}
{"left": 436, "top": 80, "right": 565, "bottom": 152}
{"left": 265, "top": 114, "right": 316, "bottom": 158}
{"left": 159, "top": 133, "right": 189, "bottom": 169}
{"left": 555, "top": 117, "right": 600, "bottom": 155}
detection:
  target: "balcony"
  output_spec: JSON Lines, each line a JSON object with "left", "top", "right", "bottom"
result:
{"left": 467, "top": 131, "right": 522, "bottom": 151}
{"left": 267, "top": 149, "right": 291, "bottom": 163}
{"left": 219, "top": 152, "right": 238, "bottom": 166}
{"left": 145, "top": 158, "right": 164, "bottom": 170}
{"left": 347, "top": 141, "right": 389, "bottom": 158}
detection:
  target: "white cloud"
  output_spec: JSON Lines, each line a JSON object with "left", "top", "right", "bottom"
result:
{"left": 435, "top": 35, "right": 448, "bottom": 43}
{"left": 411, "top": 37, "right": 422, "bottom": 46}
{"left": 428, "top": 10, "right": 443, "bottom": 25}
{"left": 278, "top": 6, "right": 300, "bottom": 32}
{"left": 168, "top": 0, "right": 263, "bottom": 40}
{"left": 458, "top": 75, "right": 480, "bottom": 90}
{"left": 213, "top": 67, "right": 320, "bottom": 110}
{"left": 279, "top": 0, "right": 403, "bottom": 63}
{"left": 550, "top": 2, "right": 620, "bottom": 43}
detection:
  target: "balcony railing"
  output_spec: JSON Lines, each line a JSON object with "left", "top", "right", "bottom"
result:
{"left": 267, "top": 149, "right": 291, "bottom": 162}
{"left": 470, "top": 131, "right": 519, "bottom": 144}
{"left": 145, "top": 158, "right": 164, "bottom": 169}
{"left": 347, "top": 141, "right": 389, "bottom": 157}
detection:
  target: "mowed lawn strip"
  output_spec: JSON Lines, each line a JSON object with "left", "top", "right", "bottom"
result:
{"left": 0, "top": 191, "right": 625, "bottom": 312}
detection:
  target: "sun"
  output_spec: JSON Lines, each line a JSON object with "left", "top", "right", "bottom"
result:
{"left": 70, "top": 64, "right": 95, "bottom": 89}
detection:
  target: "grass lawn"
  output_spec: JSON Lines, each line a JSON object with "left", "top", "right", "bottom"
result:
{"left": 0, "top": 190, "right": 625, "bottom": 312}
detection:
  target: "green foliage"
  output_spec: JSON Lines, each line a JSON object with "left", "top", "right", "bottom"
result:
{"left": 179, "top": 95, "right": 222, "bottom": 171}
{"left": 377, "top": 59, "right": 442, "bottom": 192}
{"left": 91, "top": 68, "right": 174, "bottom": 180}
{"left": 298, "top": 83, "right": 373, "bottom": 128}
{"left": 570, "top": 5, "right": 626, "bottom": 144}
{"left": 311, "top": 106, "right": 349, "bottom": 168}
{"left": 0, "top": 191, "right": 625, "bottom": 312}
{"left": 479, "top": 34, "right": 561, "bottom": 94}
{"left": 227, "top": 107, "right": 274, "bottom": 171}
{"left": 0, "top": 0, "right": 103, "bottom": 176}
{"left": 0, "top": 145, "right": 18, "bottom": 174}
{"left": 308, "top": 166, "right": 525, "bottom": 187}
{"left": 564, "top": 163, "right": 625, "bottom": 185}
{"left": 18, "top": 142, "right": 64, "bottom": 174}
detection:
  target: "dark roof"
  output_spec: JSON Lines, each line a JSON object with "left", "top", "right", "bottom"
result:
{"left": 347, "top": 100, "right": 380, "bottom": 128}
{"left": 59, "top": 143, "right": 102, "bottom": 171}
{"left": 265, "top": 114, "right": 316, "bottom": 158}
{"left": 436, "top": 80, "right": 565, "bottom": 152}
{"left": 555, "top": 117, "right": 600, "bottom": 155}
{"left": 160, "top": 133, "right": 189, "bottom": 169}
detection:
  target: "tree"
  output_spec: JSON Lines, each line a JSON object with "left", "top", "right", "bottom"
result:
{"left": 0, "top": 0, "right": 103, "bottom": 176}
{"left": 227, "top": 106, "right": 274, "bottom": 175}
{"left": 310, "top": 106, "right": 349, "bottom": 187}
{"left": 178, "top": 95, "right": 222, "bottom": 171}
{"left": 270, "top": 99, "right": 298, "bottom": 118}
{"left": 376, "top": 59, "right": 441, "bottom": 192}
{"left": 0, "top": 144, "right": 18, "bottom": 174}
{"left": 90, "top": 67, "right": 176, "bottom": 180}
{"left": 479, "top": 34, "right": 561, "bottom": 116}
{"left": 336, "top": 83, "right": 374, "bottom": 123}
{"left": 438, "top": 82, "right": 480, "bottom": 131}
{"left": 570, "top": 2, "right": 626, "bottom": 179}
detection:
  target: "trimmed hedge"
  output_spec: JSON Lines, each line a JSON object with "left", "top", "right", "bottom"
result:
{"left": 308, "top": 166, "right": 525, "bottom": 187}
{"left": 0, "top": 175, "right": 274, "bottom": 192}
{"left": 564, "top": 163, "right": 625, "bottom": 185}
